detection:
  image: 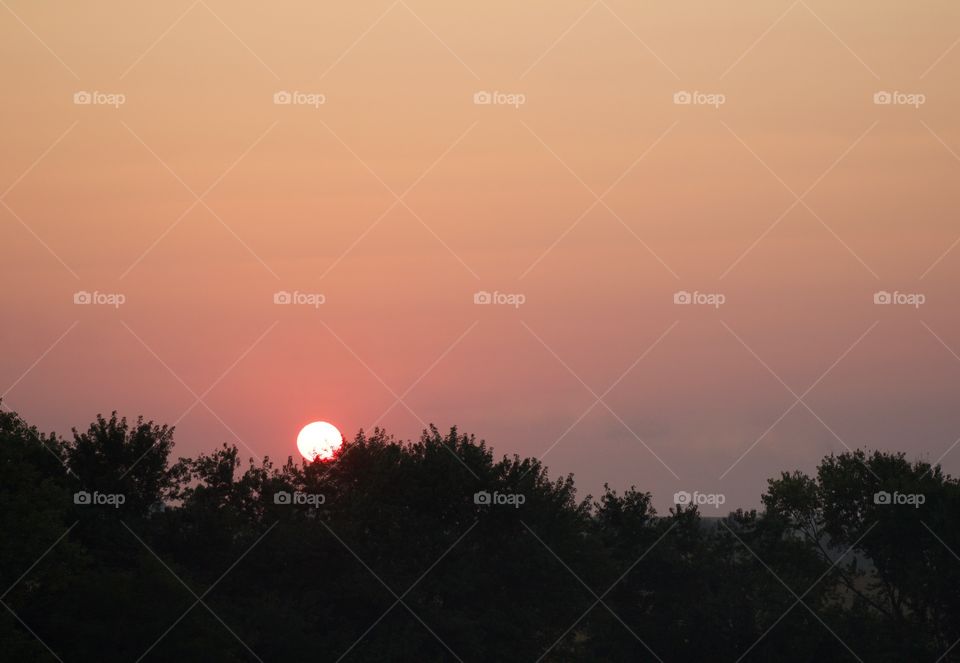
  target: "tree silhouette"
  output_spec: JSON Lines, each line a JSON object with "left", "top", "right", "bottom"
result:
{"left": 1, "top": 405, "right": 958, "bottom": 661}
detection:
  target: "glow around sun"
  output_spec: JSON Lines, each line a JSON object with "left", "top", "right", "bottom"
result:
{"left": 297, "top": 421, "right": 343, "bottom": 461}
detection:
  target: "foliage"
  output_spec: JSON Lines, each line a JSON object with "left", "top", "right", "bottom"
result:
{"left": 2, "top": 407, "right": 958, "bottom": 661}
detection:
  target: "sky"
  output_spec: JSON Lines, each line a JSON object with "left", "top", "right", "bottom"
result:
{"left": 2, "top": 0, "right": 960, "bottom": 511}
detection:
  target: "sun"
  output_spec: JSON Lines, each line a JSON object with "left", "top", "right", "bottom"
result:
{"left": 297, "top": 421, "right": 343, "bottom": 461}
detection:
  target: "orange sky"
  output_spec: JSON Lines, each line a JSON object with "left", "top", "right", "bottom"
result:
{"left": 2, "top": 0, "right": 960, "bottom": 509}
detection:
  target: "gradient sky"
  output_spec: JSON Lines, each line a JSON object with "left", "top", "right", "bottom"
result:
{"left": 2, "top": 0, "right": 960, "bottom": 511}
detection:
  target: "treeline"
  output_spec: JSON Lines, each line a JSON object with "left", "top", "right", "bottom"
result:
{"left": 1, "top": 407, "right": 959, "bottom": 662}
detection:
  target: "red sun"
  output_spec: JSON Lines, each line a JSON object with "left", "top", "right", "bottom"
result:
{"left": 297, "top": 421, "right": 343, "bottom": 461}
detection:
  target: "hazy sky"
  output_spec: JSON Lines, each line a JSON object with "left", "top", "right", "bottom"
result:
{"left": 2, "top": 0, "right": 960, "bottom": 511}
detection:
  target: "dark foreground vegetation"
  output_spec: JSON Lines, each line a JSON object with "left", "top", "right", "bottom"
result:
{"left": 2, "top": 407, "right": 959, "bottom": 662}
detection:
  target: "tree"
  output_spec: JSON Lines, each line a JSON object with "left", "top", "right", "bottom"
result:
{"left": 0, "top": 406, "right": 75, "bottom": 660}
{"left": 764, "top": 450, "right": 960, "bottom": 661}
{"left": 3, "top": 406, "right": 959, "bottom": 661}
{"left": 64, "top": 412, "right": 183, "bottom": 515}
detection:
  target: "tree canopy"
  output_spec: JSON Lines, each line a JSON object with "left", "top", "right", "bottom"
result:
{"left": 2, "top": 406, "right": 958, "bottom": 661}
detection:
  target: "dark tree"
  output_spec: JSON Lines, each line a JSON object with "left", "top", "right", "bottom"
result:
{"left": 2, "top": 407, "right": 959, "bottom": 662}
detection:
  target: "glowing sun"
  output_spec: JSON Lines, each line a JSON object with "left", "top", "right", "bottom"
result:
{"left": 297, "top": 421, "right": 343, "bottom": 461}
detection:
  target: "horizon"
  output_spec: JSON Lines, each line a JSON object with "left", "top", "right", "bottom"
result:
{"left": 1, "top": 404, "right": 953, "bottom": 515}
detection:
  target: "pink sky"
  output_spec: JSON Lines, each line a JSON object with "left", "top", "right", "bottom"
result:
{"left": 2, "top": 0, "right": 960, "bottom": 510}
